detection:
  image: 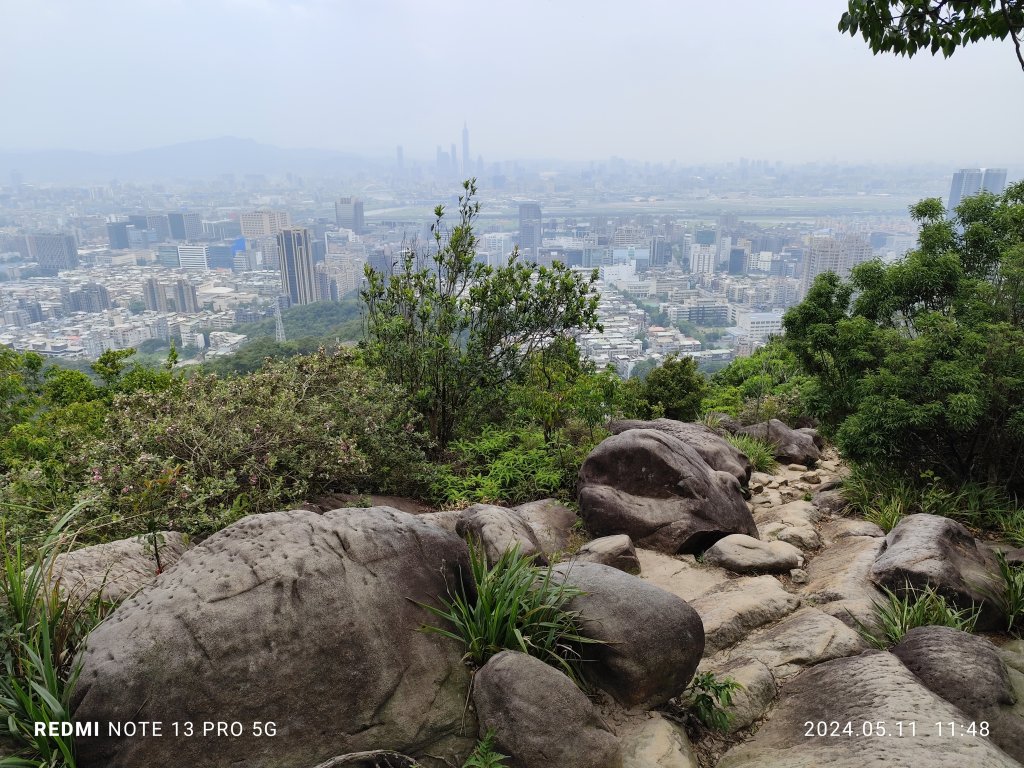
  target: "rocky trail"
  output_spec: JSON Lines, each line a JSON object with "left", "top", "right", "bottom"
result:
{"left": 28, "top": 419, "right": 1024, "bottom": 768}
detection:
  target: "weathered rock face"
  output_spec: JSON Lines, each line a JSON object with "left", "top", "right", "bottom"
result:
{"left": 802, "top": 534, "right": 886, "bottom": 628}
{"left": 578, "top": 429, "right": 756, "bottom": 554}
{"left": 870, "top": 513, "right": 1003, "bottom": 630}
{"left": 738, "top": 419, "right": 821, "bottom": 466}
{"left": 690, "top": 576, "right": 800, "bottom": 654}
{"left": 700, "top": 657, "right": 778, "bottom": 733}
{"left": 49, "top": 531, "right": 189, "bottom": 603}
{"left": 618, "top": 714, "right": 698, "bottom": 768}
{"left": 456, "top": 503, "right": 547, "bottom": 565}
{"left": 811, "top": 488, "right": 848, "bottom": 517}
{"left": 71, "top": 507, "right": 476, "bottom": 768}
{"left": 472, "top": 651, "right": 622, "bottom": 768}
{"left": 514, "top": 498, "right": 577, "bottom": 555}
{"left": 554, "top": 561, "right": 704, "bottom": 708}
{"left": 574, "top": 535, "right": 641, "bottom": 574}
{"left": 892, "top": 627, "right": 1024, "bottom": 762}
{"left": 608, "top": 419, "right": 752, "bottom": 486}
{"left": 703, "top": 534, "right": 803, "bottom": 574}
{"left": 718, "top": 651, "right": 1021, "bottom": 768}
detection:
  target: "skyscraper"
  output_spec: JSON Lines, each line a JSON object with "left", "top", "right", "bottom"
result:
{"left": 278, "top": 227, "right": 319, "bottom": 305}
{"left": 168, "top": 212, "right": 203, "bottom": 241}
{"left": 518, "top": 203, "right": 542, "bottom": 261}
{"left": 462, "top": 122, "right": 470, "bottom": 177}
{"left": 947, "top": 169, "right": 984, "bottom": 214}
{"left": 982, "top": 168, "right": 1008, "bottom": 195}
{"left": 334, "top": 197, "right": 364, "bottom": 233}
{"left": 27, "top": 233, "right": 78, "bottom": 275}
{"left": 802, "top": 234, "right": 872, "bottom": 294}
{"left": 240, "top": 209, "right": 290, "bottom": 238}
{"left": 107, "top": 221, "right": 131, "bottom": 250}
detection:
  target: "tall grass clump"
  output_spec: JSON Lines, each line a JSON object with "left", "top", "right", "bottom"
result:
{"left": 853, "top": 583, "right": 980, "bottom": 649}
{"left": 725, "top": 434, "right": 778, "bottom": 474}
{"left": 984, "top": 552, "right": 1024, "bottom": 635}
{"left": 418, "top": 543, "right": 601, "bottom": 686}
{"left": 0, "top": 506, "right": 112, "bottom": 768}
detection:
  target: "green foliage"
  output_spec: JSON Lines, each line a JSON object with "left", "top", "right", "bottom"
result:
{"left": 82, "top": 348, "right": 427, "bottom": 541}
{"left": 785, "top": 184, "right": 1024, "bottom": 495}
{"left": 461, "top": 732, "right": 509, "bottom": 768}
{"left": 724, "top": 434, "right": 778, "bottom": 474}
{"left": 362, "top": 180, "right": 600, "bottom": 448}
{"left": 0, "top": 509, "right": 113, "bottom": 768}
{"left": 419, "top": 543, "right": 602, "bottom": 686}
{"left": 703, "top": 340, "right": 810, "bottom": 424}
{"left": 430, "top": 426, "right": 592, "bottom": 507}
{"left": 623, "top": 354, "right": 707, "bottom": 421}
{"left": 682, "top": 672, "right": 742, "bottom": 733}
{"left": 839, "top": 0, "right": 1024, "bottom": 71}
{"left": 985, "top": 552, "right": 1024, "bottom": 634}
{"left": 854, "top": 583, "right": 981, "bottom": 649}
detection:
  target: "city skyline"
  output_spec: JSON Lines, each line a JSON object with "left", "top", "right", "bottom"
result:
{"left": 3, "top": 1, "right": 1024, "bottom": 165}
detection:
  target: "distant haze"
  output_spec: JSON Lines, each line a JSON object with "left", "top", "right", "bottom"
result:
{"left": 3, "top": 0, "right": 1023, "bottom": 165}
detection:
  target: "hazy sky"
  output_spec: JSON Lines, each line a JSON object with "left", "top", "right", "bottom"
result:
{"left": 3, "top": 0, "right": 1023, "bottom": 164}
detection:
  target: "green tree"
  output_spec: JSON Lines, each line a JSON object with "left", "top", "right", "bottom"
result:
{"left": 783, "top": 183, "right": 1024, "bottom": 489}
{"left": 635, "top": 354, "right": 708, "bottom": 422}
{"left": 361, "top": 180, "right": 601, "bottom": 448}
{"left": 839, "top": 0, "right": 1024, "bottom": 72}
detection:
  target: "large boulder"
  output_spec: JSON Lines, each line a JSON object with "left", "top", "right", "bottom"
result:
{"left": 574, "top": 534, "right": 641, "bottom": 574}
{"left": 48, "top": 531, "right": 189, "bottom": 603}
{"left": 472, "top": 651, "right": 621, "bottom": 768}
{"left": 738, "top": 419, "right": 821, "bottom": 466}
{"left": 703, "top": 534, "right": 803, "bottom": 574}
{"left": 514, "top": 498, "right": 577, "bottom": 555}
{"left": 456, "top": 503, "right": 547, "bottom": 566}
{"left": 578, "top": 429, "right": 756, "bottom": 554}
{"left": 892, "top": 626, "right": 1024, "bottom": 762}
{"left": 718, "top": 651, "right": 1020, "bottom": 768}
{"left": 608, "top": 419, "right": 752, "bottom": 486}
{"left": 71, "top": 507, "right": 476, "bottom": 768}
{"left": 554, "top": 561, "right": 704, "bottom": 708}
{"left": 690, "top": 576, "right": 800, "bottom": 654}
{"left": 870, "top": 513, "right": 1003, "bottom": 630}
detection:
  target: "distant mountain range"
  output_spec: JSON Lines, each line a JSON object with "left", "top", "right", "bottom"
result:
{"left": 0, "top": 137, "right": 381, "bottom": 184}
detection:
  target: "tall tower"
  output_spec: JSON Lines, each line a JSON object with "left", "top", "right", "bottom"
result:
{"left": 462, "top": 122, "right": 470, "bottom": 177}
{"left": 981, "top": 168, "right": 1008, "bottom": 195}
{"left": 947, "top": 169, "right": 983, "bottom": 215}
{"left": 277, "top": 227, "right": 319, "bottom": 306}
{"left": 518, "top": 203, "right": 542, "bottom": 262}
{"left": 274, "top": 301, "right": 287, "bottom": 343}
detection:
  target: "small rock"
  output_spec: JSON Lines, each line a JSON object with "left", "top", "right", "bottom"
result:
{"left": 619, "top": 713, "right": 698, "bottom": 768}
{"left": 800, "top": 471, "right": 821, "bottom": 484}
{"left": 748, "top": 481, "right": 764, "bottom": 495}
{"left": 786, "top": 463, "right": 808, "bottom": 472}
{"left": 703, "top": 534, "right": 803, "bottom": 574}
{"left": 574, "top": 535, "right": 641, "bottom": 574}
{"left": 456, "top": 503, "right": 547, "bottom": 566}
{"left": 473, "top": 651, "right": 621, "bottom": 768}
{"left": 789, "top": 568, "right": 808, "bottom": 584}
{"left": 750, "top": 471, "right": 774, "bottom": 486}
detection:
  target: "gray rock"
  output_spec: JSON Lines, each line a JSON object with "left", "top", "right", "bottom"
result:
{"left": 703, "top": 534, "right": 803, "bottom": 574}
{"left": 608, "top": 418, "right": 752, "bottom": 486}
{"left": 578, "top": 429, "right": 756, "bottom": 554}
{"left": 870, "top": 513, "right": 1003, "bottom": 630}
{"left": 789, "top": 568, "right": 808, "bottom": 584}
{"left": 456, "top": 503, "right": 547, "bottom": 566}
{"left": 738, "top": 419, "right": 821, "bottom": 466}
{"left": 574, "top": 535, "right": 641, "bottom": 574}
{"left": 416, "top": 510, "right": 462, "bottom": 535}
{"left": 472, "top": 651, "right": 621, "bottom": 768}
{"left": 555, "top": 561, "right": 704, "bottom": 708}
{"left": 515, "top": 498, "right": 577, "bottom": 555}
{"left": 802, "top": 534, "right": 886, "bottom": 629}
{"left": 619, "top": 714, "right": 697, "bottom": 768}
{"left": 690, "top": 575, "right": 800, "bottom": 654}
{"left": 71, "top": 507, "right": 475, "bottom": 768}
{"left": 812, "top": 488, "right": 848, "bottom": 517}
{"left": 48, "top": 531, "right": 189, "bottom": 603}
{"left": 818, "top": 517, "right": 884, "bottom": 547}
{"left": 755, "top": 500, "right": 823, "bottom": 551}
{"left": 718, "top": 651, "right": 1020, "bottom": 768}
{"left": 699, "top": 657, "right": 778, "bottom": 732}
{"left": 705, "top": 412, "right": 742, "bottom": 434}
{"left": 892, "top": 626, "right": 1024, "bottom": 762}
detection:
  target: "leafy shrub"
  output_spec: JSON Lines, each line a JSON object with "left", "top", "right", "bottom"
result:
{"left": 985, "top": 552, "right": 1024, "bottom": 635}
{"left": 863, "top": 499, "right": 906, "bottom": 533}
{"left": 430, "top": 425, "right": 595, "bottom": 507}
{"left": 419, "top": 543, "right": 601, "bottom": 686}
{"left": 724, "top": 434, "right": 777, "bottom": 474}
{"left": 681, "top": 672, "right": 742, "bottom": 732}
{"left": 0, "top": 508, "right": 113, "bottom": 768}
{"left": 462, "top": 732, "right": 509, "bottom": 768}
{"left": 854, "top": 583, "right": 980, "bottom": 649}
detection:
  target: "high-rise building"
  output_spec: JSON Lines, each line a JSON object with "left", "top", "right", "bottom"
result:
{"left": 518, "top": 203, "right": 542, "bottom": 261}
{"left": 128, "top": 214, "right": 170, "bottom": 241}
{"left": 947, "top": 169, "right": 984, "bottom": 214}
{"left": 462, "top": 122, "right": 470, "bottom": 177}
{"left": 167, "top": 212, "right": 203, "bottom": 241}
{"left": 240, "top": 209, "right": 290, "bottom": 238}
{"left": 334, "top": 197, "right": 365, "bottom": 234}
{"left": 107, "top": 221, "right": 131, "bottom": 250}
{"left": 728, "top": 247, "right": 748, "bottom": 276}
{"left": 27, "top": 233, "right": 78, "bottom": 275}
{"left": 982, "top": 168, "right": 1008, "bottom": 195}
{"left": 802, "top": 234, "right": 873, "bottom": 294}
{"left": 689, "top": 244, "right": 717, "bottom": 275}
{"left": 177, "top": 245, "right": 209, "bottom": 272}
{"left": 278, "top": 227, "right": 319, "bottom": 305}
{"left": 144, "top": 278, "right": 199, "bottom": 313}
{"left": 62, "top": 283, "right": 111, "bottom": 313}
{"left": 156, "top": 245, "right": 180, "bottom": 268}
